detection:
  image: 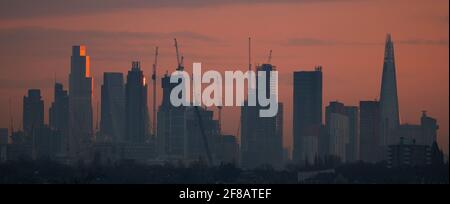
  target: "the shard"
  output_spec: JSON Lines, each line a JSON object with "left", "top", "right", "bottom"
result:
{"left": 379, "top": 34, "right": 400, "bottom": 146}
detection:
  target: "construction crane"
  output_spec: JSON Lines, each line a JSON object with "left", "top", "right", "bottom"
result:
{"left": 267, "top": 49, "right": 272, "bottom": 64}
{"left": 173, "top": 38, "right": 212, "bottom": 165}
{"left": 194, "top": 106, "right": 213, "bottom": 165}
{"left": 174, "top": 38, "right": 184, "bottom": 71}
{"left": 152, "top": 46, "right": 158, "bottom": 136}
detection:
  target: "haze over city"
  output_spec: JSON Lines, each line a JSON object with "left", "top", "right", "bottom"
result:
{"left": 0, "top": 0, "right": 448, "bottom": 155}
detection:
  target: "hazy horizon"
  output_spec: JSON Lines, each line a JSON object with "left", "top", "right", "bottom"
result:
{"left": 0, "top": 0, "right": 448, "bottom": 155}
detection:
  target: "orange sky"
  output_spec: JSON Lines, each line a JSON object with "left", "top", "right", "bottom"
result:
{"left": 0, "top": 0, "right": 448, "bottom": 154}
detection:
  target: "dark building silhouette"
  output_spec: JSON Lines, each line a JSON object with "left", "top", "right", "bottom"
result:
{"left": 68, "top": 45, "right": 93, "bottom": 160}
{"left": 7, "top": 131, "right": 32, "bottom": 160}
{"left": 216, "top": 134, "right": 240, "bottom": 164}
{"left": 49, "top": 83, "right": 69, "bottom": 155}
{"left": 391, "top": 112, "right": 439, "bottom": 147}
{"left": 388, "top": 138, "right": 431, "bottom": 168}
{"left": 344, "top": 106, "right": 359, "bottom": 162}
{"left": 125, "top": 61, "right": 149, "bottom": 144}
{"left": 33, "top": 125, "right": 61, "bottom": 160}
{"left": 379, "top": 34, "right": 400, "bottom": 148}
{"left": 23, "top": 89, "right": 44, "bottom": 135}
{"left": 157, "top": 73, "right": 187, "bottom": 160}
{"left": 241, "top": 63, "right": 283, "bottom": 169}
{"left": 325, "top": 101, "right": 348, "bottom": 162}
{"left": 0, "top": 128, "right": 7, "bottom": 161}
{"left": 100, "top": 72, "right": 125, "bottom": 143}
{"left": 0, "top": 128, "right": 7, "bottom": 145}
{"left": 430, "top": 141, "right": 444, "bottom": 166}
{"left": 185, "top": 107, "right": 220, "bottom": 162}
{"left": 293, "top": 67, "right": 322, "bottom": 164}
{"left": 420, "top": 111, "right": 439, "bottom": 146}
{"left": 359, "top": 100, "right": 382, "bottom": 163}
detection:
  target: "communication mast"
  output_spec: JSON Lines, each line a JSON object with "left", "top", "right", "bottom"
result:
{"left": 152, "top": 46, "right": 158, "bottom": 136}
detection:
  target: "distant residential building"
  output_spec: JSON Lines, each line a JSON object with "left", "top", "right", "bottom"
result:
{"left": 392, "top": 124, "right": 421, "bottom": 145}
{"left": 100, "top": 72, "right": 125, "bottom": 143}
{"left": 388, "top": 138, "right": 431, "bottom": 168}
{"left": 23, "top": 89, "right": 44, "bottom": 135}
{"left": 391, "top": 112, "right": 439, "bottom": 147}
{"left": 293, "top": 67, "right": 322, "bottom": 164}
{"left": 359, "top": 101, "right": 383, "bottom": 163}
{"left": 420, "top": 111, "right": 439, "bottom": 146}
{"left": 125, "top": 61, "right": 149, "bottom": 144}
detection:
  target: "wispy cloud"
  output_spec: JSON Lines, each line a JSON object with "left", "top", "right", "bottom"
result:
{"left": 284, "top": 38, "right": 381, "bottom": 46}
{"left": 0, "top": 26, "right": 218, "bottom": 59}
{"left": 398, "top": 39, "right": 449, "bottom": 46}
{"left": 285, "top": 37, "right": 449, "bottom": 47}
{"left": 0, "top": 0, "right": 360, "bottom": 19}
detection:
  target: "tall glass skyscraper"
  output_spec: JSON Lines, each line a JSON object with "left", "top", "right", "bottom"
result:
{"left": 68, "top": 45, "right": 93, "bottom": 160}
{"left": 379, "top": 34, "right": 400, "bottom": 147}
{"left": 293, "top": 67, "right": 322, "bottom": 163}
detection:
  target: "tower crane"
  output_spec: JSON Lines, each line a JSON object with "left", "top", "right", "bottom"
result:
{"left": 173, "top": 38, "right": 212, "bottom": 165}
{"left": 174, "top": 38, "right": 184, "bottom": 71}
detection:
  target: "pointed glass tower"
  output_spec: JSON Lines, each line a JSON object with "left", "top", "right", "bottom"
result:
{"left": 379, "top": 34, "right": 400, "bottom": 146}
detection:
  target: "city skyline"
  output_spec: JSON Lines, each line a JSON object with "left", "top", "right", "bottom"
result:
{"left": 0, "top": 0, "right": 448, "bottom": 155}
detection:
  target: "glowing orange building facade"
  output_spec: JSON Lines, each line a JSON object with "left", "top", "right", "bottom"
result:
{"left": 68, "top": 45, "right": 93, "bottom": 160}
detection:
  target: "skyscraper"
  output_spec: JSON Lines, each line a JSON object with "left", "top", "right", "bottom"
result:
{"left": 23, "top": 89, "right": 44, "bottom": 135}
{"left": 241, "top": 63, "right": 283, "bottom": 169}
{"left": 379, "top": 34, "right": 400, "bottom": 147}
{"left": 359, "top": 100, "right": 382, "bottom": 163}
{"left": 68, "top": 45, "right": 93, "bottom": 159}
{"left": 49, "top": 83, "right": 69, "bottom": 155}
{"left": 293, "top": 67, "right": 322, "bottom": 163}
{"left": 157, "top": 73, "right": 186, "bottom": 160}
{"left": 325, "top": 101, "right": 349, "bottom": 162}
{"left": 125, "top": 61, "right": 149, "bottom": 144}
{"left": 100, "top": 72, "right": 125, "bottom": 143}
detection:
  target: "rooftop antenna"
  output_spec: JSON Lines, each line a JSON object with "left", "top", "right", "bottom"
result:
{"left": 248, "top": 37, "right": 252, "bottom": 72}
{"left": 9, "top": 97, "right": 14, "bottom": 134}
{"left": 152, "top": 46, "right": 159, "bottom": 136}
{"left": 248, "top": 37, "right": 253, "bottom": 94}
{"left": 267, "top": 49, "right": 272, "bottom": 64}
